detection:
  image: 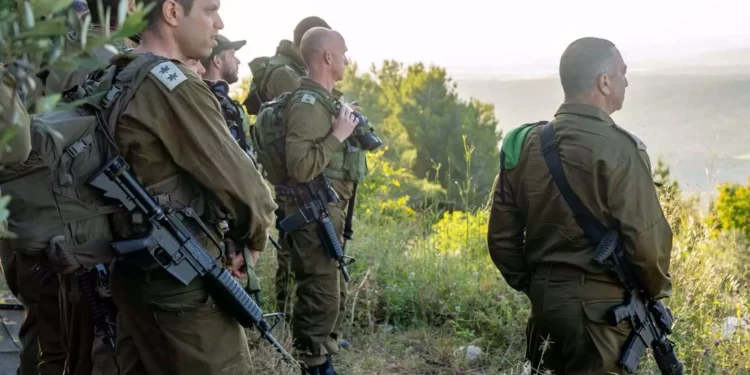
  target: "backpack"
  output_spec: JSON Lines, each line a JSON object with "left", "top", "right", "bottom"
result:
{"left": 243, "top": 54, "right": 295, "bottom": 115}
{"left": 249, "top": 90, "right": 296, "bottom": 185}
{"left": 0, "top": 53, "right": 171, "bottom": 275}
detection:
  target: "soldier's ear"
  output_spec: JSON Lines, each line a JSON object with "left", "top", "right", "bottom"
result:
{"left": 598, "top": 73, "right": 611, "bottom": 96}
{"left": 212, "top": 55, "right": 222, "bottom": 69}
{"left": 324, "top": 51, "right": 332, "bottom": 66}
{"left": 162, "top": 0, "right": 181, "bottom": 27}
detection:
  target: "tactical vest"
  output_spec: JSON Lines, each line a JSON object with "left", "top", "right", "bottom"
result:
{"left": 251, "top": 88, "right": 368, "bottom": 186}
{"left": 0, "top": 53, "right": 200, "bottom": 275}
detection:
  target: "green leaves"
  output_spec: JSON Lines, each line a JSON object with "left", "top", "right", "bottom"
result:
{"left": 30, "top": 0, "right": 73, "bottom": 17}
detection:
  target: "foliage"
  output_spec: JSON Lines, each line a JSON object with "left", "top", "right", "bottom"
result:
{"left": 712, "top": 179, "right": 750, "bottom": 239}
{"left": 238, "top": 155, "right": 750, "bottom": 374}
{"left": 0, "top": 0, "right": 150, "bottom": 238}
{"left": 340, "top": 60, "right": 503, "bottom": 208}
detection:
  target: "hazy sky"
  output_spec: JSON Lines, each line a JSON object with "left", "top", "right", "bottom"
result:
{"left": 219, "top": 0, "right": 750, "bottom": 78}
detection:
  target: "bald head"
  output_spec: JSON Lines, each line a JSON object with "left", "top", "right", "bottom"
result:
{"left": 559, "top": 37, "right": 628, "bottom": 113}
{"left": 559, "top": 38, "right": 619, "bottom": 97}
{"left": 300, "top": 28, "right": 343, "bottom": 66}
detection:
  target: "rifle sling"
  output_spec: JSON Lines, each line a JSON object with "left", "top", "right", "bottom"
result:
{"left": 539, "top": 122, "right": 608, "bottom": 245}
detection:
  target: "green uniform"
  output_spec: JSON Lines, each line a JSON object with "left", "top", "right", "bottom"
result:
{"left": 109, "top": 54, "right": 277, "bottom": 375}
{"left": 487, "top": 103, "right": 673, "bottom": 374}
{"left": 12, "top": 31, "right": 130, "bottom": 375}
{"left": 280, "top": 78, "right": 366, "bottom": 367}
{"left": 260, "top": 40, "right": 306, "bottom": 320}
{"left": 263, "top": 40, "right": 306, "bottom": 101}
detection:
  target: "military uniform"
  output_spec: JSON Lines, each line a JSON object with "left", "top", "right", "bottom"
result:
{"left": 205, "top": 79, "right": 263, "bottom": 304}
{"left": 257, "top": 40, "right": 307, "bottom": 321}
{"left": 109, "top": 54, "right": 276, "bottom": 375}
{"left": 263, "top": 40, "right": 306, "bottom": 101}
{"left": 1, "top": 68, "right": 62, "bottom": 375}
{"left": 278, "top": 78, "right": 366, "bottom": 369}
{"left": 487, "top": 103, "right": 673, "bottom": 374}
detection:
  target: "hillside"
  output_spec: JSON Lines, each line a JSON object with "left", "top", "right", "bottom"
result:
{"left": 456, "top": 72, "right": 750, "bottom": 194}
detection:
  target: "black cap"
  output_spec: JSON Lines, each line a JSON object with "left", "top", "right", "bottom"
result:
{"left": 201, "top": 34, "right": 246, "bottom": 67}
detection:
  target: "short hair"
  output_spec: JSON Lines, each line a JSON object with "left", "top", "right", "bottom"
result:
{"left": 293, "top": 16, "right": 330, "bottom": 47}
{"left": 559, "top": 37, "right": 617, "bottom": 97}
{"left": 144, "top": 0, "right": 194, "bottom": 28}
{"left": 300, "top": 28, "right": 338, "bottom": 66}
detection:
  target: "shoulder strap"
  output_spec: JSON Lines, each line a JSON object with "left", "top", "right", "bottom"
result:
{"left": 539, "top": 121, "right": 607, "bottom": 245}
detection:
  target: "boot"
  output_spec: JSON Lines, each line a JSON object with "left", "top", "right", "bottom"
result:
{"left": 303, "top": 355, "right": 338, "bottom": 375}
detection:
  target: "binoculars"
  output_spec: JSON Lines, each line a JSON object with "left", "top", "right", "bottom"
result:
{"left": 345, "top": 101, "right": 383, "bottom": 152}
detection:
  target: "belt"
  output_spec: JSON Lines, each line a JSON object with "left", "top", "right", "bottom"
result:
{"left": 532, "top": 262, "right": 618, "bottom": 284}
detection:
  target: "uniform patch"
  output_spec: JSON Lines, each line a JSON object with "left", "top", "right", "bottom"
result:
{"left": 149, "top": 61, "right": 187, "bottom": 92}
{"left": 614, "top": 125, "right": 647, "bottom": 151}
{"left": 300, "top": 93, "right": 316, "bottom": 105}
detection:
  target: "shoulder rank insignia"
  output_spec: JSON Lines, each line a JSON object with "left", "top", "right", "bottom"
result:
{"left": 150, "top": 61, "right": 187, "bottom": 92}
{"left": 301, "top": 93, "right": 317, "bottom": 105}
{"left": 614, "top": 125, "right": 647, "bottom": 151}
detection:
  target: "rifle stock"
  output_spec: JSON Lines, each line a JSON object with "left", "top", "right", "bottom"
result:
{"left": 89, "top": 157, "right": 299, "bottom": 366}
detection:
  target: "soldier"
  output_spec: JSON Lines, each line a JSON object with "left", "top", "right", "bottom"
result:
{"left": 2, "top": 3, "right": 136, "bottom": 374}
{"left": 42, "top": 0, "right": 139, "bottom": 95}
{"left": 106, "top": 0, "right": 276, "bottom": 374}
{"left": 200, "top": 35, "right": 265, "bottom": 304}
{"left": 257, "top": 16, "right": 330, "bottom": 103}
{"left": 487, "top": 37, "right": 673, "bottom": 374}
{"left": 276, "top": 27, "right": 362, "bottom": 374}
{"left": 246, "top": 15, "right": 336, "bottom": 332}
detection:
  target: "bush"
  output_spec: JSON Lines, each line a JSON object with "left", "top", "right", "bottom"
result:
{"left": 712, "top": 179, "right": 750, "bottom": 238}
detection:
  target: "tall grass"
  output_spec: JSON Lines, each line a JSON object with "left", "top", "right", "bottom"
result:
{"left": 244, "top": 150, "right": 750, "bottom": 374}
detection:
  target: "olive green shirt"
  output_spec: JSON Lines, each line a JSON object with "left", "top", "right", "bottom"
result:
{"left": 488, "top": 103, "right": 673, "bottom": 299}
{"left": 263, "top": 40, "right": 306, "bottom": 100}
{"left": 283, "top": 78, "right": 354, "bottom": 200}
{"left": 115, "top": 54, "right": 276, "bottom": 251}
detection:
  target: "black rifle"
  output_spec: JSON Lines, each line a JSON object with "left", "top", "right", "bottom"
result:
{"left": 278, "top": 176, "right": 355, "bottom": 282}
{"left": 539, "top": 122, "right": 682, "bottom": 374}
{"left": 78, "top": 264, "right": 118, "bottom": 352}
{"left": 593, "top": 231, "right": 683, "bottom": 374}
{"left": 89, "top": 156, "right": 298, "bottom": 366}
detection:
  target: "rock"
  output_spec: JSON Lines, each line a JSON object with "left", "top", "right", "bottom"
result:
{"left": 718, "top": 316, "right": 750, "bottom": 339}
{"left": 465, "top": 345, "right": 483, "bottom": 361}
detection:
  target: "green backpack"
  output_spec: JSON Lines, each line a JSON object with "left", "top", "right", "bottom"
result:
{"left": 243, "top": 54, "right": 296, "bottom": 115}
{"left": 0, "top": 53, "right": 171, "bottom": 275}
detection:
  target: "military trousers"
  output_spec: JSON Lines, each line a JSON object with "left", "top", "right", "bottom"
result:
{"left": 525, "top": 264, "right": 631, "bottom": 375}
{"left": 109, "top": 259, "right": 252, "bottom": 375}
{"left": 288, "top": 203, "right": 347, "bottom": 367}
{"left": 0, "top": 247, "right": 66, "bottom": 375}
{"left": 276, "top": 208, "right": 348, "bottom": 336}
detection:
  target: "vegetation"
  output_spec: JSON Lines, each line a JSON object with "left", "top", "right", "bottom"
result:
{"left": 0, "top": 1, "right": 748, "bottom": 374}
{"left": 0, "top": 0, "right": 150, "bottom": 238}
{"left": 235, "top": 63, "right": 750, "bottom": 374}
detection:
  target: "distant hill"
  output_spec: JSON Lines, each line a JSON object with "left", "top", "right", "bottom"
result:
{"left": 455, "top": 72, "right": 750, "bottom": 193}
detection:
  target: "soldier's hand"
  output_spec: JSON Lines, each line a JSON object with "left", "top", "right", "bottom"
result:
{"left": 331, "top": 104, "right": 358, "bottom": 142}
{"left": 227, "top": 252, "right": 247, "bottom": 278}
{"left": 249, "top": 250, "right": 261, "bottom": 267}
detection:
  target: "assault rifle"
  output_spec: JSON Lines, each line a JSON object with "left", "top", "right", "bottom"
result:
{"left": 278, "top": 175, "right": 355, "bottom": 282}
{"left": 593, "top": 231, "right": 683, "bottom": 375}
{"left": 538, "top": 121, "right": 682, "bottom": 374}
{"left": 89, "top": 157, "right": 298, "bottom": 366}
